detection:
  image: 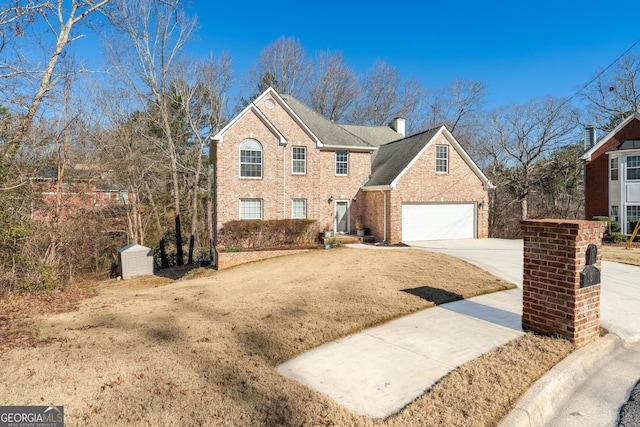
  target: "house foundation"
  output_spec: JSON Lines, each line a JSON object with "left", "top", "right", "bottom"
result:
{"left": 520, "top": 219, "right": 607, "bottom": 346}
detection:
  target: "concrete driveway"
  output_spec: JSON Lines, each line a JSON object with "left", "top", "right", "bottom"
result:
{"left": 409, "top": 238, "right": 640, "bottom": 344}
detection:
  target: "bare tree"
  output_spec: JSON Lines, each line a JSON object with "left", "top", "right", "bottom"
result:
{"left": 422, "top": 79, "right": 487, "bottom": 135}
{"left": 0, "top": 0, "right": 110, "bottom": 177}
{"left": 308, "top": 51, "right": 358, "bottom": 122}
{"left": 250, "top": 36, "right": 312, "bottom": 98}
{"left": 582, "top": 52, "right": 640, "bottom": 131}
{"left": 481, "top": 96, "right": 578, "bottom": 221}
{"left": 171, "top": 53, "right": 232, "bottom": 260}
{"left": 351, "top": 59, "right": 422, "bottom": 128}
{"left": 104, "top": 0, "right": 196, "bottom": 265}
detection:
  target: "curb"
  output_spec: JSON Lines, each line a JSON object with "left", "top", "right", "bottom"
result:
{"left": 499, "top": 334, "right": 623, "bottom": 427}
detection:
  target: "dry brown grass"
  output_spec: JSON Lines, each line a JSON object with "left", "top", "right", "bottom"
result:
{"left": 602, "top": 243, "right": 640, "bottom": 266}
{"left": 0, "top": 247, "right": 574, "bottom": 426}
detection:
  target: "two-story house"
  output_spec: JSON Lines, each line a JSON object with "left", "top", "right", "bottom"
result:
{"left": 211, "top": 87, "right": 491, "bottom": 245}
{"left": 583, "top": 112, "right": 640, "bottom": 234}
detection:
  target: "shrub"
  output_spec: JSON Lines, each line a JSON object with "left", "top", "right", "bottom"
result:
{"left": 218, "top": 219, "right": 317, "bottom": 250}
{"left": 610, "top": 221, "right": 622, "bottom": 233}
{"left": 592, "top": 216, "right": 610, "bottom": 223}
{"left": 609, "top": 232, "right": 628, "bottom": 243}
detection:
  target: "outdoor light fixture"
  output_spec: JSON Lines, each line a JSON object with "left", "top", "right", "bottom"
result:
{"left": 352, "top": 197, "right": 357, "bottom": 202}
{"left": 328, "top": 196, "right": 334, "bottom": 204}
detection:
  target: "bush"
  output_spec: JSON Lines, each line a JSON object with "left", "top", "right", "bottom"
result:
{"left": 218, "top": 219, "right": 317, "bottom": 249}
{"left": 592, "top": 216, "right": 610, "bottom": 223}
{"left": 610, "top": 221, "right": 622, "bottom": 233}
{"left": 608, "top": 232, "right": 628, "bottom": 243}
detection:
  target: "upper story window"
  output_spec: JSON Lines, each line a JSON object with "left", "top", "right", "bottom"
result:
{"left": 292, "top": 146, "right": 306, "bottom": 174}
{"left": 240, "top": 199, "right": 262, "bottom": 220}
{"left": 239, "top": 139, "right": 262, "bottom": 178}
{"left": 335, "top": 150, "right": 348, "bottom": 176}
{"left": 436, "top": 145, "right": 448, "bottom": 173}
{"left": 627, "top": 155, "right": 640, "bottom": 180}
{"left": 611, "top": 157, "right": 619, "bottom": 181}
{"left": 292, "top": 199, "right": 306, "bottom": 219}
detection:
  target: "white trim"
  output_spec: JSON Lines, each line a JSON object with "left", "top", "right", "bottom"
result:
{"left": 212, "top": 100, "right": 287, "bottom": 145}
{"left": 335, "top": 150, "right": 349, "bottom": 176}
{"left": 253, "top": 87, "right": 322, "bottom": 147}
{"left": 291, "top": 146, "right": 307, "bottom": 175}
{"left": 320, "top": 145, "right": 377, "bottom": 152}
{"left": 583, "top": 112, "right": 640, "bottom": 161}
{"left": 390, "top": 126, "right": 492, "bottom": 189}
{"left": 334, "top": 200, "right": 350, "bottom": 234}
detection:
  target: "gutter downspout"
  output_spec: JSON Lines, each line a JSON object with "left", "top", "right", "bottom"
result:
{"left": 382, "top": 189, "right": 387, "bottom": 243}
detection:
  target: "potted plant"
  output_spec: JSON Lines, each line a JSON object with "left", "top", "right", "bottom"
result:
{"left": 324, "top": 223, "right": 333, "bottom": 238}
{"left": 356, "top": 218, "right": 365, "bottom": 237}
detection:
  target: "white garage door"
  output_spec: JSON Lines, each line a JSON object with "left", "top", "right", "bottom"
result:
{"left": 402, "top": 203, "right": 476, "bottom": 241}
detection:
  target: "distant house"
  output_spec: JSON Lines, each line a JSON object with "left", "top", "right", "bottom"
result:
{"left": 583, "top": 112, "right": 640, "bottom": 234}
{"left": 30, "top": 165, "right": 131, "bottom": 220}
{"left": 210, "top": 87, "right": 492, "bottom": 245}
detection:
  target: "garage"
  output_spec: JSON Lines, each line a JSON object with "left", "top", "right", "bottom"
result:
{"left": 402, "top": 203, "right": 476, "bottom": 241}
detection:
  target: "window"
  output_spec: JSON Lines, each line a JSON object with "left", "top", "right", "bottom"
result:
{"left": 292, "top": 199, "right": 306, "bottom": 218}
{"left": 628, "top": 205, "right": 640, "bottom": 232}
{"left": 240, "top": 199, "right": 262, "bottom": 220}
{"left": 239, "top": 139, "right": 262, "bottom": 178}
{"left": 292, "top": 146, "right": 306, "bottom": 174}
{"left": 611, "top": 205, "right": 619, "bottom": 222}
{"left": 436, "top": 145, "right": 448, "bottom": 173}
{"left": 627, "top": 155, "right": 640, "bottom": 180}
{"left": 611, "top": 157, "right": 619, "bottom": 181}
{"left": 336, "top": 150, "right": 348, "bottom": 176}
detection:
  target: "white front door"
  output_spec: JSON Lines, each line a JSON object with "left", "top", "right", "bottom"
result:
{"left": 335, "top": 201, "right": 350, "bottom": 234}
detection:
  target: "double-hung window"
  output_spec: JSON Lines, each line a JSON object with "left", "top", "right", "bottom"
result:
{"left": 610, "top": 157, "right": 619, "bottom": 181}
{"left": 240, "top": 139, "right": 262, "bottom": 178}
{"left": 240, "top": 199, "right": 262, "bottom": 220}
{"left": 292, "top": 146, "right": 306, "bottom": 174}
{"left": 292, "top": 199, "right": 306, "bottom": 219}
{"left": 336, "top": 150, "right": 348, "bottom": 176}
{"left": 628, "top": 205, "right": 640, "bottom": 233}
{"left": 627, "top": 155, "right": 640, "bottom": 180}
{"left": 436, "top": 145, "right": 448, "bottom": 173}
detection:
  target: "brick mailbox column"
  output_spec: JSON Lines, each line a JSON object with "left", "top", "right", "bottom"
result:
{"left": 520, "top": 219, "right": 607, "bottom": 346}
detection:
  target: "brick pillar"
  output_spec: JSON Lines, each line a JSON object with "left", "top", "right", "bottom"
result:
{"left": 520, "top": 219, "right": 607, "bottom": 346}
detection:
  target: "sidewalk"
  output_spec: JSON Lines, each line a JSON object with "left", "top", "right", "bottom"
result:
{"left": 276, "top": 239, "right": 640, "bottom": 423}
{"left": 277, "top": 288, "right": 524, "bottom": 418}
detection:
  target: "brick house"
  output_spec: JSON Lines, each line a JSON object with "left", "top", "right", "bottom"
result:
{"left": 211, "top": 87, "right": 491, "bottom": 244}
{"left": 582, "top": 112, "right": 640, "bottom": 234}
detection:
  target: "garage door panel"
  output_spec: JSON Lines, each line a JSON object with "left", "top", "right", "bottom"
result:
{"left": 402, "top": 203, "right": 475, "bottom": 241}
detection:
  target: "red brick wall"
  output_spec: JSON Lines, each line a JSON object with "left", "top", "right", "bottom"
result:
{"left": 521, "top": 219, "right": 606, "bottom": 346}
{"left": 214, "top": 96, "right": 371, "bottom": 235}
{"left": 585, "top": 118, "right": 640, "bottom": 219}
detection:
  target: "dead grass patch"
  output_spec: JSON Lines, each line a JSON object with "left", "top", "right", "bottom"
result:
{"left": 602, "top": 243, "right": 640, "bottom": 266}
{"left": 0, "top": 247, "right": 573, "bottom": 426}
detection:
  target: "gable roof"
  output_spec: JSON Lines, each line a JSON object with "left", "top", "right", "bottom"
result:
{"left": 339, "top": 124, "right": 404, "bottom": 147}
{"left": 280, "top": 94, "right": 376, "bottom": 150}
{"left": 365, "top": 126, "right": 492, "bottom": 189}
{"left": 582, "top": 111, "right": 640, "bottom": 161}
{"left": 212, "top": 99, "right": 287, "bottom": 145}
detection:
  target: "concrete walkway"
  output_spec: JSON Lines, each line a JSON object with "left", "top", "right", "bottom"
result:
{"left": 276, "top": 239, "right": 640, "bottom": 422}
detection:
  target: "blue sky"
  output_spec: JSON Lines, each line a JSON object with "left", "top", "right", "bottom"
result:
{"left": 184, "top": 0, "right": 640, "bottom": 109}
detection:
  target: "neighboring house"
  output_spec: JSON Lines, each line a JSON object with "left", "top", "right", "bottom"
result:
{"left": 30, "top": 165, "right": 131, "bottom": 220}
{"left": 211, "top": 87, "right": 491, "bottom": 245}
{"left": 583, "top": 112, "right": 640, "bottom": 234}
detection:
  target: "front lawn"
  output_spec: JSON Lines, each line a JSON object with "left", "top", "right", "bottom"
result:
{"left": 0, "top": 247, "right": 573, "bottom": 426}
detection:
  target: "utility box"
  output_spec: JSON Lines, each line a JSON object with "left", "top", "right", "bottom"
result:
{"left": 118, "top": 243, "right": 154, "bottom": 279}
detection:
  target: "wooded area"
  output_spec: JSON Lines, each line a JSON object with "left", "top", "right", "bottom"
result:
{"left": 1, "top": 0, "right": 638, "bottom": 293}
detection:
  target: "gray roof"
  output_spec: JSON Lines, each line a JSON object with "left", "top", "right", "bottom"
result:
{"left": 280, "top": 95, "right": 374, "bottom": 149}
{"left": 366, "top": 127, "right": 441, "bottom": 187}
{"left": 618, "top": 140, "right": 640, "bottom": 150}
{"left": 339, "top": 124, "right": 404, "bottom": 147}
